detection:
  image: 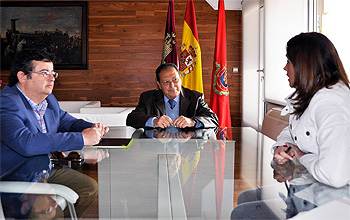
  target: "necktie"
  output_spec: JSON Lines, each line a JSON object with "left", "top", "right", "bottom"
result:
{"left": 168, "top": 99, "right": 176, "bottom": 109}
{"left": 34, "top": 101, "right": 48, "bottom": 133}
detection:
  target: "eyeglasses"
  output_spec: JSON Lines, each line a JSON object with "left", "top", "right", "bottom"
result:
{"left": 30, "top": 71, "right": 59, "bottom": 79}
{"left": 161, "top": 78, "right": 180, "bottom": 86}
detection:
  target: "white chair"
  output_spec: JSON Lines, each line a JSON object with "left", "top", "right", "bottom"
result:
{"left": 0, "top": 181, "right": 79, "bottom": 219}
{"left": 71, "top": 107, "right": 134, "bottom": 126}
{"left": 58, "top": 101, "right": 101, "bottom": 113}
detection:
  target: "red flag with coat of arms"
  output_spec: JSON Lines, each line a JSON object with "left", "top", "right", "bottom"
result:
{"left": 210, "top": 2, "right": 231, "bottom": 217}
{"left": 209, "top": 0, "right": 232, "bottom": 129}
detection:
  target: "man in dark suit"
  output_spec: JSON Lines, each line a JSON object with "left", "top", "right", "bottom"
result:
{"left": 0, "top": 49, "right": 108, "bottom": 218}
{"left": 126, "top": 63, "right": 218, "bottom": 129}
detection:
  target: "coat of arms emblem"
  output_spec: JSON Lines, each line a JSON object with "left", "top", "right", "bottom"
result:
{"left": 179, "top": 43, "right": 198, "bottom": 77}
{"left": 213, "top": 62, "right": 229, "bottom": 96}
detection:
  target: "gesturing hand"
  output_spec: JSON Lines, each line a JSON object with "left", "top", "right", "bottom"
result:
{"left": 82, "top": 127, "right": 102, "bottom": 146}
{"left": 82, "top": 123, "right": 109, "bottom": 146}
{"left": 93, "top": 123, "right": 109, "bottom": 136}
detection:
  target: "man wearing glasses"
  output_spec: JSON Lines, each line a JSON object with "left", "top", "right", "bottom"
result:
{"left": 0, "top": 49, "right": 108, "bottom": 218}
{"left": 126, "top": 63, "right": 218, "bottom": 129}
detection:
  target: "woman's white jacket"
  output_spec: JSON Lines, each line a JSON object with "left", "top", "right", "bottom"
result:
{"left": 273, "top": 82, "right": 350, "bottom": 188}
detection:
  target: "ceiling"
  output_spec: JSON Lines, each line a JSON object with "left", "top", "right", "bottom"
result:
{"left": 206, "top": 0, "right": 243, "bottom": 10}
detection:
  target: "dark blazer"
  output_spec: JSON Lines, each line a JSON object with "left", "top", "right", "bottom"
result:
{"left": 0, "top": 85, "right": 93, "bottom": 177}
{"left": 126, "top": 86, "right": 219, "bottom": 129}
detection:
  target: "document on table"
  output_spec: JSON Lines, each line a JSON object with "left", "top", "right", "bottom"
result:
{"left": 87, "top": 138, "right": 133, "bottom": 149}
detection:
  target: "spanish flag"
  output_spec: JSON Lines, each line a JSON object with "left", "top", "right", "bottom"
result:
{"left": 179, "top": 0, "right": 203, "bottom": 93}
{"left": 210, "top": 0, "right": 232, "bottom": 129}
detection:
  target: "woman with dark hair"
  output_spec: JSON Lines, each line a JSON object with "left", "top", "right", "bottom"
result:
{"left": 273, "top": 32, "right": 350, "bottom": 188}
{"left": 231, "top": 32, "right": 350, "bottom": 220}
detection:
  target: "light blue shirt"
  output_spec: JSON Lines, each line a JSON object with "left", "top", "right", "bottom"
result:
{"left": 164, "top": 95, "right": 180, "bottom": 122}
{"left": 145, "top": 95, "right": 203, "bottom": 128}
{"left": 145, "top": 95, "right": 180, "bottom": 127}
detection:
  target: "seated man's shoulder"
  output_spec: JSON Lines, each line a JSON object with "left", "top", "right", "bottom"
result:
{"left": 0, "top": 87, "right": 22, "bottom": 113}
{"left": 140, "top": 89, "right": 162, "bottom": 98}
{"left": 141, "top": 89, "right": 157, "bottom": 95}
{"left": 0, "top": 85, "right": 15, "bottom": 95}
{"left": 0, "top": 86, "right": 19, "bottom": 102}
{"left": 182, "top": 87, "right": 203, "bottom": 97}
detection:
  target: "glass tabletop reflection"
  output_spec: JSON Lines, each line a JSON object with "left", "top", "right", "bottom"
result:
{"left": 1, "top": 127, "right": 349, "bottom": 219}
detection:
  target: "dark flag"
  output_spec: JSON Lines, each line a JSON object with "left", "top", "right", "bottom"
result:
{"left": 161, "top": 0, "right": 179, "bottom": 67}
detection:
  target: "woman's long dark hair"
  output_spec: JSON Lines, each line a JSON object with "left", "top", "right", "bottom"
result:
{"left": 287, "top": 32, "right": 349, "bottom": 118}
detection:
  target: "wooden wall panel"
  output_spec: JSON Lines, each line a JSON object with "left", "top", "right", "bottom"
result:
{"left": 0, "top": 0, "right": 242, "bottom": 126}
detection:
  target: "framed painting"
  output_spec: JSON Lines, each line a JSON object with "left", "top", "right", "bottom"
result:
{"left": 0, "top": 1, "right": 88, "bottom": 70}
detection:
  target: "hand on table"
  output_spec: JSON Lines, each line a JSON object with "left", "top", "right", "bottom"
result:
{"left": 273, "top": 143, "right": 295, "bottom": 165}
{"left": 154, "top": 115, "right": 196, "bottom": 129}
{"left": 93, "top": 123, "right": 109, "bottom": 136}
{"left": 173, "top": 116, "right": 196, "bottom": 128}
{"left": 153, "top": 115, "right": 173, "bottom": 128}
{"left": 82, "top": 123, "right": 109, "bottom": 146}
{"left": 273, "top": 143, "right": 307, "bottom": 165}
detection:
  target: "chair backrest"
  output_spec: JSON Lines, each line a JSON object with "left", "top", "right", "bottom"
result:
{"left": 0, "top": 181, "right": 79, "bottom": 219}
{"left": 261, "top": 108, "right": 289, "bottom": 141}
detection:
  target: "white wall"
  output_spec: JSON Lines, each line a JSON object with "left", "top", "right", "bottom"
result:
{"left": 264, "top": 0, "right": 308, "bottom": 105}
{"left": 242, "top": 0, "right": 309, "bottom": 130}
{"left": 321, "top": 0, "right": 350, "bottom": 77}
{"left": 242, "top": 0, "right": 260, "bottom": 130}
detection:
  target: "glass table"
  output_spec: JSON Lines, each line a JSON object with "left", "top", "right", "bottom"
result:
{"left": 96, "top": 131, "right": 235, "bottom": 219}
{"left": 1, "top": 127, "right": 349, "bottom": 219}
